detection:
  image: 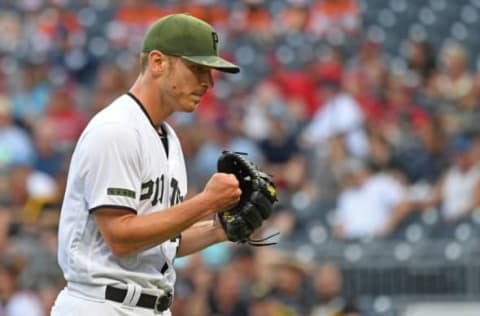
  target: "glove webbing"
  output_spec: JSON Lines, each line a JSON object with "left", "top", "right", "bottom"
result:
{"left": 225, "top": 151, "right": 280, "bottom": 246}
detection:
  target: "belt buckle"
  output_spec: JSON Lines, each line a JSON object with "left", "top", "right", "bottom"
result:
{"left": 154, "top": 291, "right": 172, "bottom": 313}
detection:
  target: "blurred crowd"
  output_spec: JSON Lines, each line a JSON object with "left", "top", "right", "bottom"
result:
{"left": 1, "top": 0, "right": 480, "bottom": 315}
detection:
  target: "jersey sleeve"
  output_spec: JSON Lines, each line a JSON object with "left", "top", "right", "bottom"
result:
{"left": 78, "top": 123, "right": 142, "bottom": 213}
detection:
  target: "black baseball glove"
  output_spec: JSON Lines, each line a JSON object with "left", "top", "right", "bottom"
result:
{"left": 216, "top": 151, "right": 278, "bottom": 246}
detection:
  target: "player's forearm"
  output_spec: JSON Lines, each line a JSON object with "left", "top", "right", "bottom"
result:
{"left": 95, "top": 193, "right": 218, "bottom": 257}
{"left": 176, "top": 219, "right": 228, "bottom": 257}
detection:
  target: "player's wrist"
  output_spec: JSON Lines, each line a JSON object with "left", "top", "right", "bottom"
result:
{"left": 189, "top": 192, "right": 217, "bottom": 218}
{"left": 213, "top": 217, "right": 228, "bottom": 243}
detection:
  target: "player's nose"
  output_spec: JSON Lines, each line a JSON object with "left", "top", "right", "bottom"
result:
{"left": 200, "top": 69, "right": 213, "bottom": 89}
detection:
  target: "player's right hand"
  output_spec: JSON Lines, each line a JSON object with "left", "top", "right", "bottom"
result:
{"left": 202, "top": 173, "right": 241, "bottom": 211}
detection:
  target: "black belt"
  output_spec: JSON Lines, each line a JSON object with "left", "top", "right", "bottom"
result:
{"left": 105, "top": 285, "right": 172, "bottom": 312}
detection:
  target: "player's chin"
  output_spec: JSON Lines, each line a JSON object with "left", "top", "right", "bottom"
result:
{"left": 182, "top": 99, "right": 200, "bottom": 112}
{"left": 176, "top": 100, "right": 198, "bottom": 113}
{"left": 183, "top": 101, "right": 199, "bottom": 112}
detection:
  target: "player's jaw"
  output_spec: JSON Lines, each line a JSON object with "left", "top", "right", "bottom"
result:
{"left": 174, "top": 90, "right": 205, "bottom": 113}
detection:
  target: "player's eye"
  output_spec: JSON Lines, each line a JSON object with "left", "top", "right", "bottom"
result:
{"left": 192, "top": 64, "right": 207, "bottom": 73}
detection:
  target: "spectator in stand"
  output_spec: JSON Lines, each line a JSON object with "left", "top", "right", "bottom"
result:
{"left": 11, "top": 1, "right": 79, "bottom": 64}
{"left": 267, "top": 256, "right": 313, "bottom": 315}
{"left": 0, "top": 95, "right": 35, "bottom": 169}
{"left": 249, "top": 293, "right": 297, "bottom": 316}
{"left": 0, "top": 208, "right": 10, "bottom": 252}
{"left": 90, "top": 63, "right": 130, "bottom": 115}
{"left": 31, "top": 119, "right": 64, "bottom": 177}
{"left": 0, "top": 255, "right": 44, "bottom": 316}
{"left": 243, "top": 80, "right": 291, "bottom": 141}
{"left": 208, "top": 265, "right": 249, "bottom": 316}
{"left": 263, "top": 206, "right": 298, "bottom": 242}
{"left": 300, "top": 71, "right": 369, "bottom": 158}
{"left": 1, "top": 164, "right": 58, "bottom": 230}
{"left": 365, "top": 130, "right": 394, "bottom": 172}
{"left": 225, "top": 107, "right": 264, "bottom": 163}
{"left": 0, "top": 10, "right": 23, "bottom": 55}
{"left": 5, "top": 165, "right": 31, "bottom": 212}
{"left": 37, "top": 282, "right": 60, "bottom": 316}
{"left": 22, "top": 168, "right": 59, "bottom": 223}
{"left": 309, "top": 133, "right": 350, "bottom": 209}
{"left": 275, "top": 0, "right": 310, "bottom": 35}
{"left": 10, "top": 60, "right": 50, "bottom": 128}
{"left": 405, "top": 38, "right": 437, "bottom": 88}
{"left": 415, "top": 134, "right": 480, "bottom": 223}
{"left": 176, "top": 0, "right": 230, "bottom": 31}
{"left": 32, "top": 1, "right": 82, "bottom": 52}
{"left": 9, "top": 204, "right": 63, "bottom": 315}
{"left": 377, "top": 74, "right": 429, "bottom": 146}
{"left": 434, "top": 43, "right": 480, "bottom": 137}
{"left": 270, "top": 58, "right": 318, "bottom": 119}
{"left": 192, "top": 120, "right": 230, "bottom": 186}
{"left": 193, "top": 114, "right": 263, "bottom": 187}
{"left": 310, "top": 262, "right": 362, "bottom": 316}
{"left": 171, "top": 253, "right": 213, "bottom": 316}
{"left": 111, "top": 0, "right": 169, "bottom": 49}
{"left": 229, "top": 0, "right": 273, "bottom": 40}
{"left": 344, "top": 38, "right": 387, "bottom": 123}
{"left": 45, "top": 3, "right": 98, "bottom": 86}
{"left": 307, "top": 0, "right": 361, "bottom": 40}
{"left": 43, "top": 87, "right": 87, "bottom": 151}
{"left": 435, "top": 42, "right": 476, "bottom": 109}
{"left": 413, "top": 72, "right": 443, "bottom": 116}
{"left": 228, "top": 247, "right": 258, "bottom": 296}
{"left": 311, "top": 46, "right": 344, "bottom": 89}
{"left": 394, "top": 114, "right": 449, "bottom": 186}
{"left": 259, "top": 107, "right": 306, "bottom": 190}
{"left": 2, "top": 204, "right": 61, "bottom": 316}
{"left": 332, "top": 159, "right": 412, "bottom": 239}
{"left": 404, "top": 38, "right": 440, "bottom": 115}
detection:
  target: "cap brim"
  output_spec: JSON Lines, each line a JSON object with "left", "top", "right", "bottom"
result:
{"left": 182, "top": 55, "right": 240, "bottom": 73}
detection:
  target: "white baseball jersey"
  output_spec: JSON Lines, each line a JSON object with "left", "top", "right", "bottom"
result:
{"left": 57, "top": 93, "right": 187, "bottom": 295}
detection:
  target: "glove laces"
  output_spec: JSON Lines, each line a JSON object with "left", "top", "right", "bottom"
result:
{"left": 245, "top": 231, "right": 280, "bottom": 246}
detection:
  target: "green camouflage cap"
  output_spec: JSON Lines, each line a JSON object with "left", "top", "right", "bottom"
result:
{"left": 142, "top": 13, "right": 240, "bottom": 73}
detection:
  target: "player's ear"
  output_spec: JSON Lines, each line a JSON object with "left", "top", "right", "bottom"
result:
{"left": 148, "top": 50, "right": 169, "bottom": 77}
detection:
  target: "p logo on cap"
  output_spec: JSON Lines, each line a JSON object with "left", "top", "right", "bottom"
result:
{"left": 142, "top": 13, "right": 240, "bottom": 74}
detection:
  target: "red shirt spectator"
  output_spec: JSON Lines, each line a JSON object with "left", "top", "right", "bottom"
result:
{"left": 44, "top": 88, "right": 87, "bottom": 149}
{"left": 273, "top": 70, "right": 318, "bottom": 117}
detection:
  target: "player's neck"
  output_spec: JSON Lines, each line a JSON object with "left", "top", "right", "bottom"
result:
{"left": 129, "top": 77, "right": 172, "bottom": 128}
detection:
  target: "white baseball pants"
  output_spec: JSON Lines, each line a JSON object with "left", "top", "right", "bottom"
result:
{"left": 51, "top": 287, "right": 171, "bottom": 316}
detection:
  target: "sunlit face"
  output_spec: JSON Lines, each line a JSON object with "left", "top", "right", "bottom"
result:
{"left": 161, "top": 56, "right": 213, "bottom": 113}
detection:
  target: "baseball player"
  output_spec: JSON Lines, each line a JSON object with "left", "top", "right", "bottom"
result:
{"left": 51, "top": 13, "right": 241, "bottom": 316}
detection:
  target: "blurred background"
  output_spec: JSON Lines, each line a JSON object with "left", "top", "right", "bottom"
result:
{"left": 2, "top": 0, "right": 480, "bottom": 315}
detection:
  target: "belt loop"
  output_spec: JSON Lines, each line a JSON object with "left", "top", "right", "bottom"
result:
{"left": 122, "top": 283, "right": 142, "bottom": 307}
{"left": 130, "top": 284, "right": 142, "bottom": 307}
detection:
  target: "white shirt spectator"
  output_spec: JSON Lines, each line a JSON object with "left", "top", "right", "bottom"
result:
{"left": 334, "top": 173, "right": 406, "bottom": 239}
{"left": 4, "top": 291, "right": 44, "bottom": 316}
{"left": 441, "top": 163, "right": 480, "bottom": 220}
{"left": 302, "top": 92, "right": 368, "bottom": 157}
